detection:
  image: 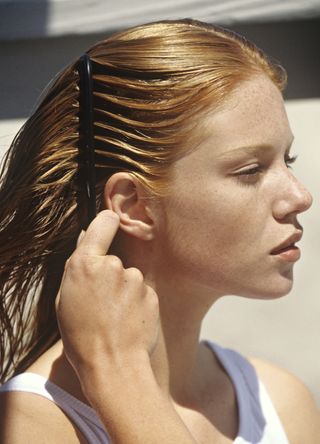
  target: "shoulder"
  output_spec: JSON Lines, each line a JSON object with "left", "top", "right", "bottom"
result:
{"left": 249, "top": 357, "right": 320, "bottom": 444}
{"left": 0, "top": 390, "right": 85, "bottom": 443}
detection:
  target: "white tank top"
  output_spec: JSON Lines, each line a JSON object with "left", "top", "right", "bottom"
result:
{"left": 0, "top": 342, "right": 289, "bottom": 443}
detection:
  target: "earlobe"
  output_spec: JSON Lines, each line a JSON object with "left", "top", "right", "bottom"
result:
{"left": 103, "top": 173, "right": 155, "bottom": 241}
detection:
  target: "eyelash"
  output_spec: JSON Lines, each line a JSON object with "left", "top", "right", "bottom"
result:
{"left": 285, "top": 154, "right": 298, "bottom": 167}
{"left": 234, "top": 154, "right": 298, "bottom": 183}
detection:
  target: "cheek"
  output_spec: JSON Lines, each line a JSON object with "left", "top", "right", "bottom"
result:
{"left": 159, "top": 185, "right": 262, "bottom": 277}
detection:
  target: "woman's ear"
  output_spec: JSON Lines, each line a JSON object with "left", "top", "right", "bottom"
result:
{"left": 103, "top": 173, "right": 156, "bottom": 241}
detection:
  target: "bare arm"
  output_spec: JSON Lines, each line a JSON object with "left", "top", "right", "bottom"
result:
{"left": 55, "top": 210, "right": 197, "bottom": 444}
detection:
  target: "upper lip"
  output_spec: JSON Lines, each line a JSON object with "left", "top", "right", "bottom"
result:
{"left": 271, "top": 231, "right": 303, "bottom": 254}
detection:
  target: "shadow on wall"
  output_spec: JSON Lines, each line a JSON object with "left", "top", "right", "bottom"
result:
{"left": 0, "top": 33, "right": 106, "bottom": 120}
{"left": 0, "top": 0, "right": 50, "bottom": 120}
{"left": 0, "top": 1, "right": 50, "bottom": 40}
{"left": 230, "top": 19, "right": 320, "bottom": 100}
{"left": 0, "top": 16, "right": 319, "bottom": 120}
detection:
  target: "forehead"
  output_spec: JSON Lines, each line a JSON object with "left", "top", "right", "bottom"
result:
{"left": 198, "top": 75, "right": 293, "bottom": 155}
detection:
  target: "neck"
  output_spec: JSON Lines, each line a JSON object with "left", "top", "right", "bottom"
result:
{"left": 147, "top": 273, "right": 217, "bottom": 405}
{"left": 114, "top": 235, "right": 221, "bottom": 406}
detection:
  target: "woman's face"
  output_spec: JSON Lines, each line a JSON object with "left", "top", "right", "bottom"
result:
{"left": 156, "top": 75, "right": 312, "bottom": 299}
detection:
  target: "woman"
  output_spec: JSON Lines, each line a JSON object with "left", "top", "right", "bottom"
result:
{"left": 0, "top": 18, "right": 319, "bottom": 443}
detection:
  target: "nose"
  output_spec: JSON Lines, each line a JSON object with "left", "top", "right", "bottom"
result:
{"left": 272, "top": 169, "right": 313, "bottom": 221}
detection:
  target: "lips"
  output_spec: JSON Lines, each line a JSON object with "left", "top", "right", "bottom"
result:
{"left": 271, "top": 231, "right": 303, "bottom": 255}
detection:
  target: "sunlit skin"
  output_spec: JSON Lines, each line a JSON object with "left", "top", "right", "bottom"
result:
{"left": 106, "top": 73, "right": 312, "bottom": 408}
{"left": 25, "top": 74, "right": 315, "bottom": 442}
{"left": 147, "top": 74, "right": 313, "bottom": 303}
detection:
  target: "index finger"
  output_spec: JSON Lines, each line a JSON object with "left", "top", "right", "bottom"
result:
{"left": 76, "top": 210, "right": 120, "bottom": 256}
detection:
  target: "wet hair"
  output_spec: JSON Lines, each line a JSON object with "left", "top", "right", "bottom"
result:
{"left": 0, "top": 18, "right": 286, "bottom": 382}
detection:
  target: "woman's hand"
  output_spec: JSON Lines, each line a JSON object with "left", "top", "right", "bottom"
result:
{"left": 55, "top": 210, "right": 197, "bottom": 443}
{"left": 55, "top": 210, "right": 160, "bottom": 379}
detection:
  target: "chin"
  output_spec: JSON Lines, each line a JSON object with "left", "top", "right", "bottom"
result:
{"left": 238, "top": 274, "right": 294, "bottom": 300}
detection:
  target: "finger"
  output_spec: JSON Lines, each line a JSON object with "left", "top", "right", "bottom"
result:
{"left": 76, "top": 210, "right": 120, "bottom": 256}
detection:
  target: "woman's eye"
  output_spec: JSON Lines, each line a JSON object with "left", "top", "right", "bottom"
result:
{"left": 232, "top": 154, "right": 297, "bottom": 186}
{"left": 237, "top": 166, "right": 261, "bottom": 176}
{"left": 233, "top": 165, "right": 263, "bottom": 183}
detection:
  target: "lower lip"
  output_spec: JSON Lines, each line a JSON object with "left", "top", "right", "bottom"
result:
{"left": 271, "top": 246, "right": 301, "bottom": 262}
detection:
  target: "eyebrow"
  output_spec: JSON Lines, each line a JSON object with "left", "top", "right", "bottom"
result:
{"left": 217, "top": 137, "right": 295, "bottom": 162}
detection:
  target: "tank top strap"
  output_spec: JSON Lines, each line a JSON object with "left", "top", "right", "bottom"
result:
{"left": 0, "top": 372, "right": 110, "bottom": 443}
{"left": 204, "top": 341, "right": 289, "bottom": 444}
{"left": 1, "top": 347, "right": 289, "bottom": 444}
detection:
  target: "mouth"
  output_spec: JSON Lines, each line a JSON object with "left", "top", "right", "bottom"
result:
{"left": 270, "top": 231, "right": 303, "bottom": 262}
